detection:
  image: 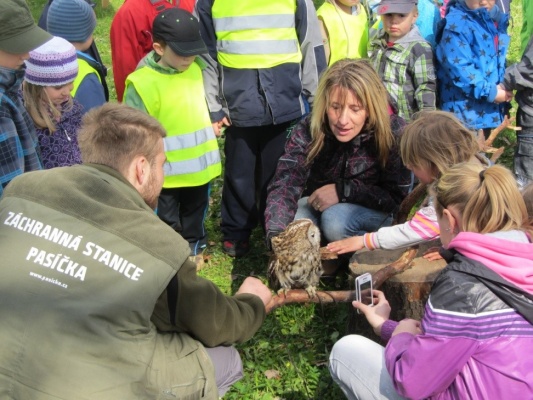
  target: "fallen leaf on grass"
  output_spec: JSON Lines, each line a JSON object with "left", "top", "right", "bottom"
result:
{"left": 264, "top": 369, "right": 281, "bottom": 379}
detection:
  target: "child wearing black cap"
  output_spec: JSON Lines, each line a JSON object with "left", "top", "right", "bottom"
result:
{"left": 0, "top": 0, "right": 52, "bottom": 196}
{"left": 368, "top": 0, "right": 437, "bottom": 122}
{"left": 46, "top": 0, "right": 106, "bottom": 114}
{"left": 125, "top": 8, "right": 222, "bottom": 270}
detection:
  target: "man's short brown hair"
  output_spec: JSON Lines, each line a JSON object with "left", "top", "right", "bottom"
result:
{"left": 78, "top": 103, "right": 166, "bottom": 175}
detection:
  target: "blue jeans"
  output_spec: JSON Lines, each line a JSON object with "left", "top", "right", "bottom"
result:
{"left": 294, "top": 197, "right": 393, "bottom": 242}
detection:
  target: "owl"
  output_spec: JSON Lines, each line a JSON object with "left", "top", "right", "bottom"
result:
{"left": 268, "top": 218, "right": 323, "bottom": 298}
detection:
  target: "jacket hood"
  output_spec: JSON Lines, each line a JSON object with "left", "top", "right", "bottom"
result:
{"left": 448, "top": 231, "right": 533, "bottom": 294}
{"left": 393, "top": 25, "right": 424, "bottom": 44}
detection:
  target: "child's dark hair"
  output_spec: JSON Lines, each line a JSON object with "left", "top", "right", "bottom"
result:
{"left": 152, "top": 35, "right": 167, "bottom": 48}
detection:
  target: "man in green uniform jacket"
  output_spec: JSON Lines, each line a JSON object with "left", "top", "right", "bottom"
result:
{"left": 0, "top": 103, "right": 272, "bottom": 399}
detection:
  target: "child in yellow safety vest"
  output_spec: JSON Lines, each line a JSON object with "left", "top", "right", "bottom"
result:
{"left": 124, "top": 8, "right": 221, "bottom": 266}
{"left": 317, "top": 0, "right": 369, "bottom": 65}
{"left": 46, "top": 0, "right": 106, "bottom": 114}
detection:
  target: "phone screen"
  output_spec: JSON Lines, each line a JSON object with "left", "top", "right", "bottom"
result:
{"left": 359, "top": 280, "right": 373, "bottom": 306}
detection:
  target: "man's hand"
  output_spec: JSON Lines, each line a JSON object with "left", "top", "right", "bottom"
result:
{"left": 352, "top": 289, "right": 391, "bottom": 336}
{"left": 236, "top": 277, "right": 272, "bottom": 309}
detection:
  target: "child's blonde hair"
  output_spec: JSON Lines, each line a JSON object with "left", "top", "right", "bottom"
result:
{"left": 400, "top": 111, "right": 480, "bottom": 179}
{"left": 23, "top": 82, "right": 73, "bottom": 133}
{"left": 434, "top": 163, "right": 529, "bottom": 234}
{"left": 309, "top": 58, "right": 393, "bottom": 166}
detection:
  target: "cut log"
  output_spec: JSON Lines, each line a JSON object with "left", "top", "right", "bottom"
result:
{"left": 348, "top": 239, "right": 446, "bottom": 337}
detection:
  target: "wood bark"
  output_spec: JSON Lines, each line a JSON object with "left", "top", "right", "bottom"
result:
{"left": 266, "top": 289, "right": 356, "bottom": 313}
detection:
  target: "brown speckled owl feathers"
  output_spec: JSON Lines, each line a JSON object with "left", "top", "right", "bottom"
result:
{"left": 268, "top": 219, "right": 323, "bottom": 298}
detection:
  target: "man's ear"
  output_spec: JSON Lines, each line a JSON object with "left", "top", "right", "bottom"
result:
{"left": 125, "top": 155, "right": 149, "bottom": 191}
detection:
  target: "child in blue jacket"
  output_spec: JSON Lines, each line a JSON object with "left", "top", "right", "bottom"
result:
{"left": 436, "top": 0, "right": 510, "bottom": 136}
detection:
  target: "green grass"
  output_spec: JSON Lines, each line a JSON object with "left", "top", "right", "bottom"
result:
{"left": 26, "top": 1, "right": 524, "bottom": 398}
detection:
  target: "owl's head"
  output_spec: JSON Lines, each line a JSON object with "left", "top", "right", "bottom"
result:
{"left": 271, "top": 218, "right": 321, "bottom": 253}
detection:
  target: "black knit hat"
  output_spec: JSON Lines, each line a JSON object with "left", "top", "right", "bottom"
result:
{"left": 153, "top": 8, "right": 207, "bottom": 57}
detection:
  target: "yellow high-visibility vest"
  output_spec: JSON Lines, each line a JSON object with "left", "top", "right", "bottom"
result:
{"left": 71, "top": 58, "right": 101, "bottom": 97}
{"left": 212, "top": 0, "right": 302, "bottom": 68}
{"left": 126, "top": 64, "right": 221, "bottom": 188}
{"left": 317, "top": 2, "right": 368, "bottom": 65}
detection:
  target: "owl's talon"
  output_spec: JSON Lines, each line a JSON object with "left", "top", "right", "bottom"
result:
{"left": 305, "top": 286, "right": 317, "bottom": 299}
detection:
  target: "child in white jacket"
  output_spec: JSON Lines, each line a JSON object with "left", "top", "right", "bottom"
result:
{"left": 328, "top": 110, "right": 486, "bottom": 255}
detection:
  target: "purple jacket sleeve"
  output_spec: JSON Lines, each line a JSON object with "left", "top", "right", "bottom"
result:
{"left": 385, "top": 333, "right": 478, "bottom": 399}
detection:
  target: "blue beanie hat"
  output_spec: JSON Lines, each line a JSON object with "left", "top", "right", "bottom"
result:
{"left": 47, "top": 0, "right": 96, "bottom": 43}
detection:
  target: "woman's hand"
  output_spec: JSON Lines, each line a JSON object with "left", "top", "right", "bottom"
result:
{"left": 352, "top": 289, "right": 391, "bottom": 336}
{"left": 327, "top": 236, "right": 364, "bottom": 254}
{"left": 391, "top": 318, "right": 422, "bottom": 337}
{"left": 308, "top": 184, "right": 339, "bottom": 212}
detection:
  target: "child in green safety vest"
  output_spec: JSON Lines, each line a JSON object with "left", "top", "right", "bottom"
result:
{"left": 124, "top": 8, "right": 221, "bottom": 268}
{"left": 317, "top": 0, "right": 369, "bottom": 65}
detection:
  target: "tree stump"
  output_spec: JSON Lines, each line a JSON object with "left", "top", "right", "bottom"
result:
{"left": 347, "top": 239, "right": 446, "bottom": 339}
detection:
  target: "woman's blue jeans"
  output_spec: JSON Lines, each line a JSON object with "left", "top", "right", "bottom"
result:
{"left": 294, "top": 197, "right": 393, "bottom": 242}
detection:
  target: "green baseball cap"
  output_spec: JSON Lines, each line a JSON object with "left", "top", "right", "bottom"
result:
{"left": 0, "top": 0, "right": 52, "bottom": 54}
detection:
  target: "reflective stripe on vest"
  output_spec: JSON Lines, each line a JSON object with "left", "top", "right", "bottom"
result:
{"left": 212, "top": 0, "right": 302, "bottom": 68}
{"left": 125, "top": 64, "right": 221, "bottom": 188}
{"left": 71, "top": 58, "right": 101, "bottom": 97}
{"left": 317, "top": 3, "right": 368, "bottom": 65}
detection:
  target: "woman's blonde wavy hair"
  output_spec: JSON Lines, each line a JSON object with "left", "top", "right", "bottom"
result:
{"left": 308, "top": 58, "right": 393, "bottom": 166}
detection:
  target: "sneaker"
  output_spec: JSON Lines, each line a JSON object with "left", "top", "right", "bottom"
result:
{"left": 222, "top": 240, "right": 250, "bottom": 257}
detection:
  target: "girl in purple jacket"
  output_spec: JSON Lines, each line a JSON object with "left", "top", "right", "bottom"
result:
{"left": 23, "top": 36, "right": 83, "bottom": 169}
{"left": 330, "top": 163, "right": 533, "bottom": 399}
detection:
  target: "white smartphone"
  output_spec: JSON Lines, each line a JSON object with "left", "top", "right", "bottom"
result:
{"left": 355, "top": 272, "right": 374, "bottom": 314}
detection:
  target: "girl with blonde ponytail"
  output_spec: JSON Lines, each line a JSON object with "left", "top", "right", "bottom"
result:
{"left": 330, "top": 162, "right": 533, "bottom": 399}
